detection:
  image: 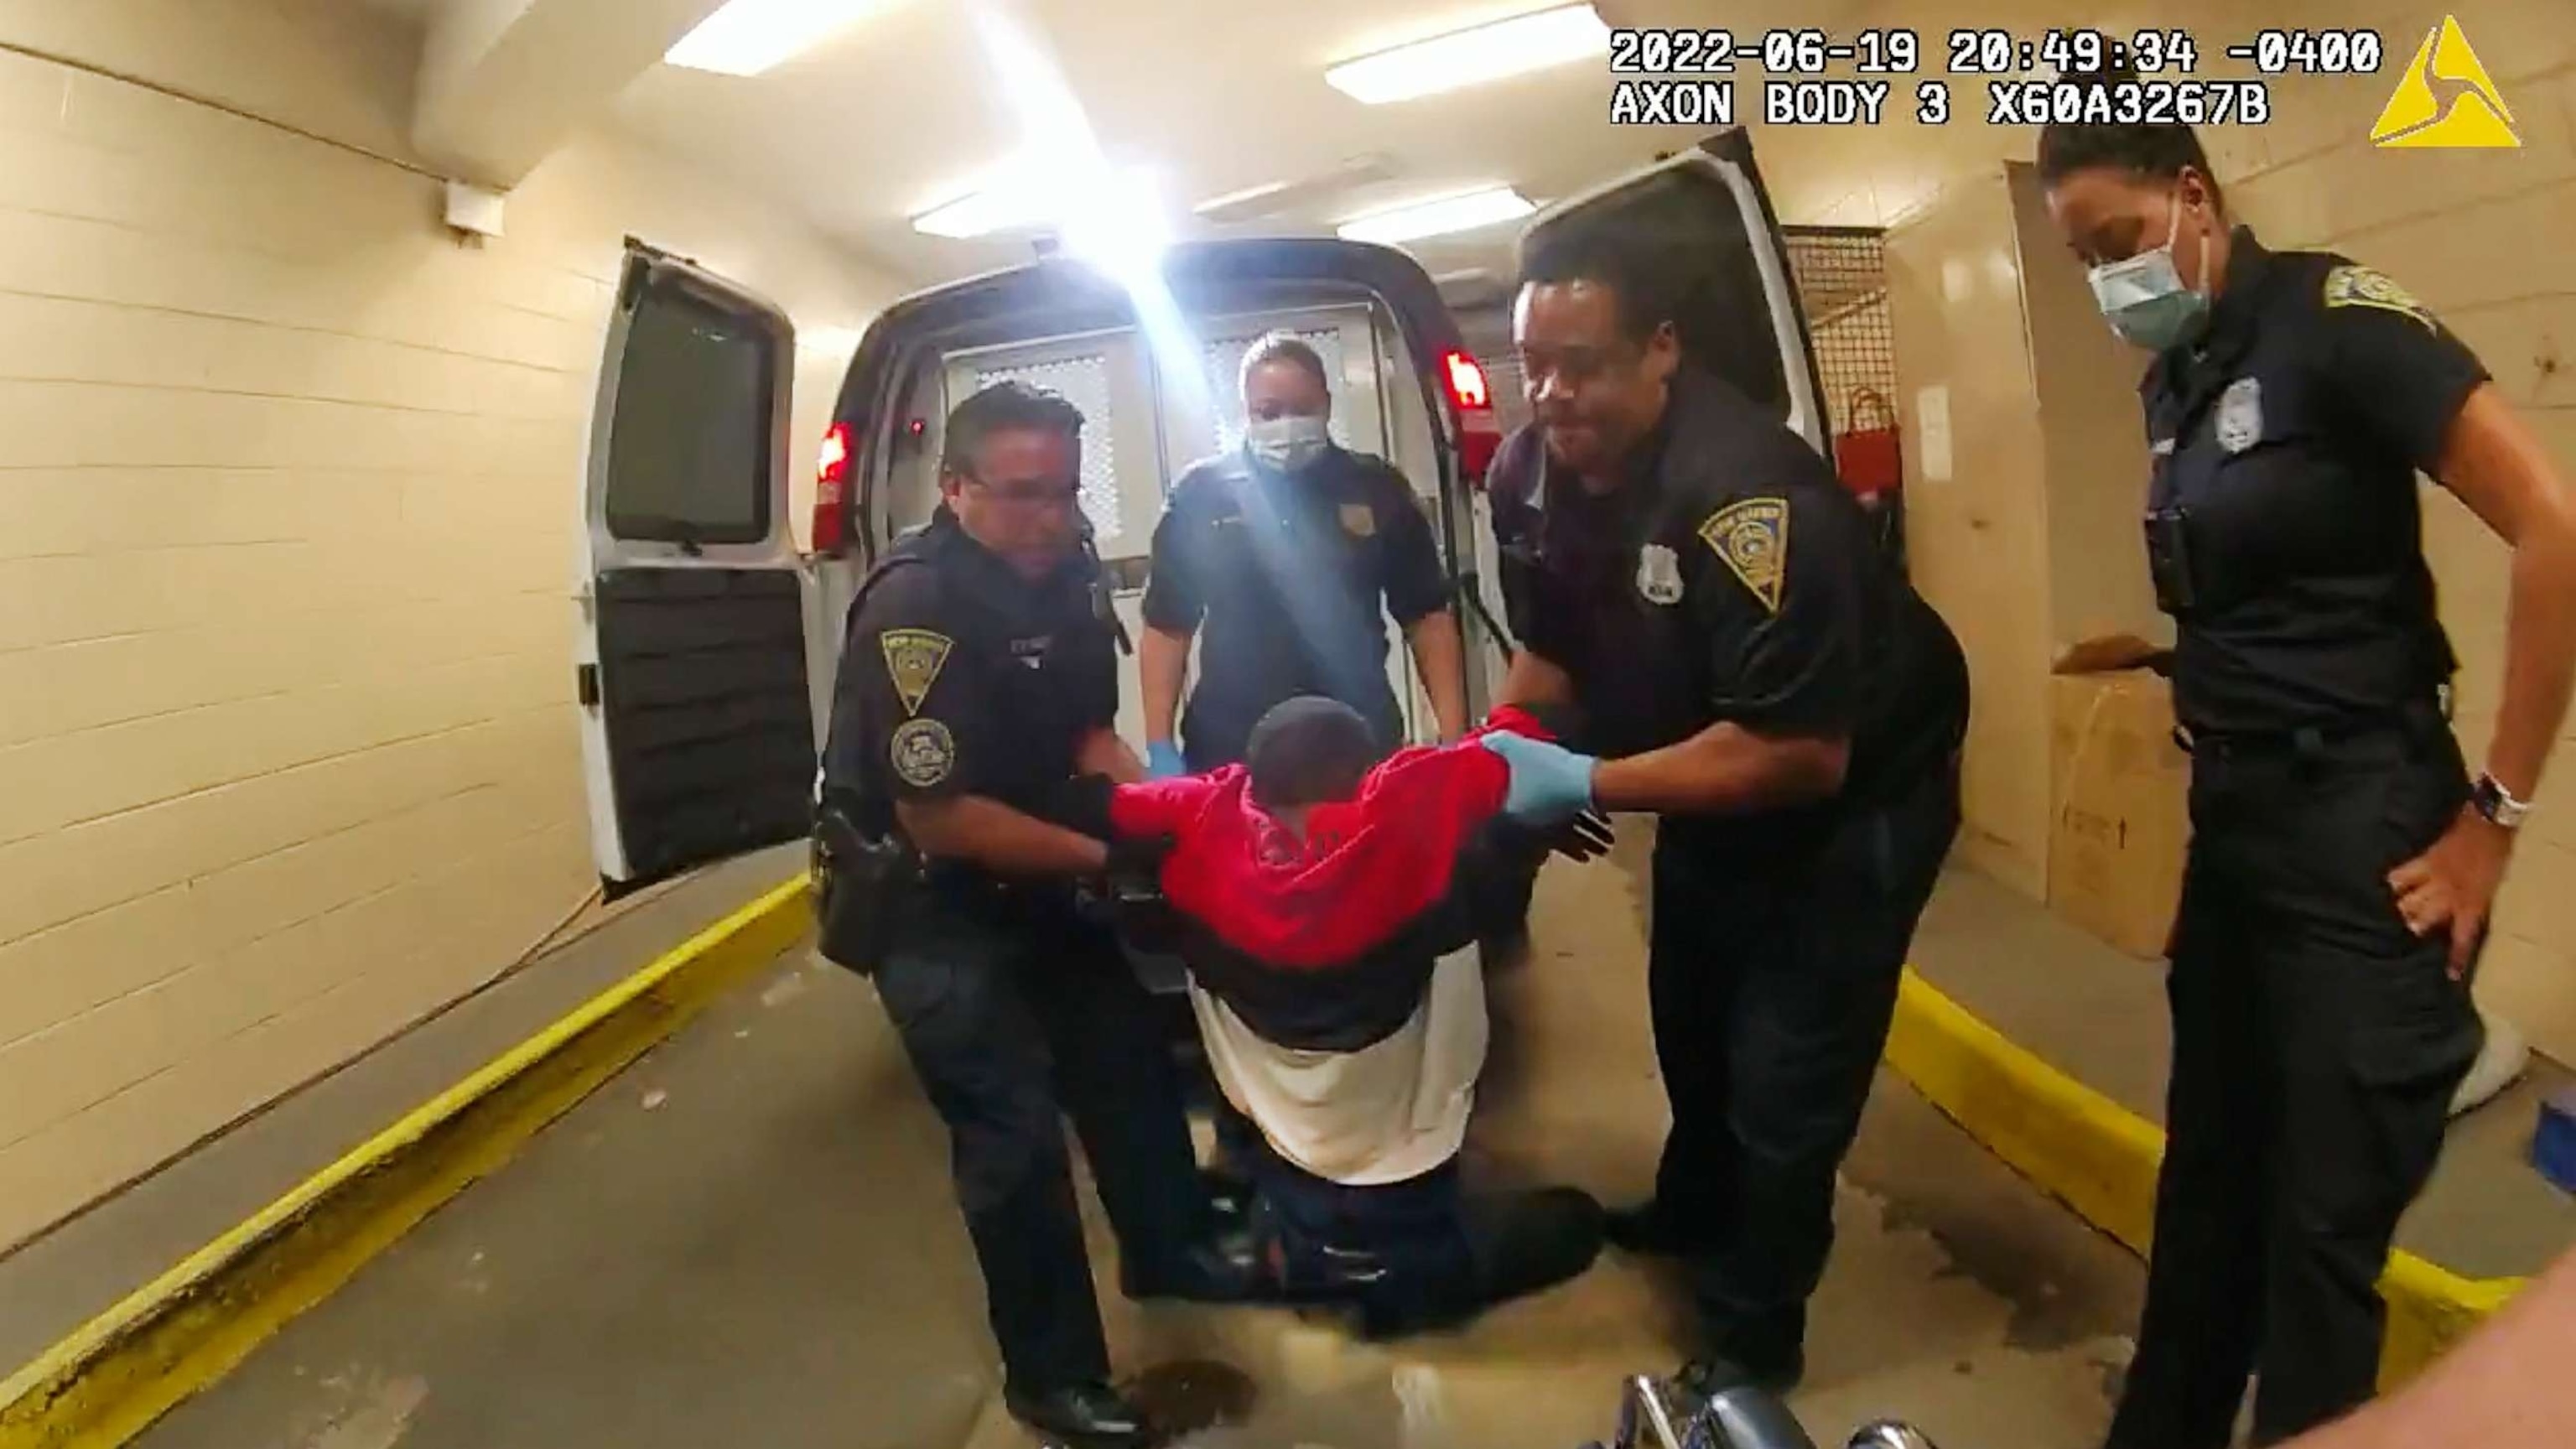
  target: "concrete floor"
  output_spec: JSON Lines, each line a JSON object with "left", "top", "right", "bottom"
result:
{"left": 1909, "top": 869, "right": 2576, "bottom": 1283}
{"left": 0, "top": 845, "right": 808, "bottom": 1374}
{"left": 134, "top": 830, "right": 2144, "bottom": 1449}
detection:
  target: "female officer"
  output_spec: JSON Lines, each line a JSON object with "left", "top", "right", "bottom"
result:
{"left": 2036, "top": 106, "right": 2576, "bottom": 1448}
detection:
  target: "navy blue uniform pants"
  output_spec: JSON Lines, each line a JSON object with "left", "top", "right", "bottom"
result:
{"left": 870, "top": 892, "right": 1210, "bottom": 1394}
{"left": 1245, "top": 1139, "right": 1602, "bottom": 1335}
{"left": 2106, "top": 722, "right": 2483, "bottom": 1449}
{"left": 1647, "top": 753, "right": 1961, "bottom": 1370}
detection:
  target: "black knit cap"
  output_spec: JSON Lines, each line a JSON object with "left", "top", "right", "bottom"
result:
{"left": 1244, "top": 696, "right": 1388, "bottom": 808}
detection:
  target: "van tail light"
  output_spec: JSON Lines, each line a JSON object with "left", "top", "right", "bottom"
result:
{"left": 1441, "top": 349, "right": 1503, "bottom": 486}
{"left": 812, "top": 420, "right": 853, "bottom": 554}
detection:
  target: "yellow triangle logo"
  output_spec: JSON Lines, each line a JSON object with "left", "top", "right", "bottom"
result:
{"left": 2371, "top": 16, "right": 2520, "bottom": 148}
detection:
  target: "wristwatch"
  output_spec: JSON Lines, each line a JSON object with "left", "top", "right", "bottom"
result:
{"left": 2470, "top": 772, "right": 2532, "bottom": 830}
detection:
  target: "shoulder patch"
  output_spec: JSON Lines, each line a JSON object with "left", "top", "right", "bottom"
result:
{"left": 2322, "top": 264, "right": 2435, "bottom": 330}
{"left": 879, "top": 629, "right": 953, "bottom": 717}
{"left": 1697, "top": 497, "right": 1790, "bottom": 614}
{"left": 889, "top": 718, "right": 955, "bottom": 787}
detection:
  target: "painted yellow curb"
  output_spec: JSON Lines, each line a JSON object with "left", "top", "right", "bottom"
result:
{"left": 1883, "top": 967, "right": 2527, "bottom": 1386}
{"left": 0, "top": 877, "right": 813, "bottom": 1449}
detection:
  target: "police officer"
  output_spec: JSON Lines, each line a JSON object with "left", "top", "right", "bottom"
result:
{"left": 818, "top": 382, "right": 1254, "bottom": 1447}
{"left": 1476, "top": 225, "right": 1971, "bottom": 1389}
{"left": 2036, "top": 106, "right": 2576, "bottom": 1448}
{"left": 1140, "top": 331, "right": 1468, "bottom": 777}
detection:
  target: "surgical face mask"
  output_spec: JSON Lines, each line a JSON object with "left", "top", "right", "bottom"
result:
{"left": 2088, "top": 198, "right": 2211, "bottom": 352}
{"left": 1245, "top": 413, "right": 1330, "bottom": 473}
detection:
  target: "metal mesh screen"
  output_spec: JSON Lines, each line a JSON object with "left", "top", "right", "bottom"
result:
{"left": 1784, "top": 225, "right": 1906, "bottom": 574}
{"left": 1783, "top": 226, "right": 1897, "bottom": 436}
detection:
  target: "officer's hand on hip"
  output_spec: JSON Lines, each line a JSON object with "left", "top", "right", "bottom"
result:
{"left": 1478, "top": 732, "right": 1599, "bottom": 825}
{"left": 2389, "top": 808, "right": 2514, "bottom": 979}
{"left": 1145, "top": 740, "right": 1187, "bottom": 780}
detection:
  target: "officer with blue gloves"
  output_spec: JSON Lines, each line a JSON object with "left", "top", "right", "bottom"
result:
{"left": 1482, "top": 221, "right": 1970, "bottom": 1392}
{"left": 1138, "top": 331, "right": 1467, "bottom": 779}
{"left": 1480, "top": 730, "right": 1601, "bottom": 820}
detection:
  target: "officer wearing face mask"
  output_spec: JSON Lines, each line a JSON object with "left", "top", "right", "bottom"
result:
{"left": 2038, "top": 93, "right": 2576, "bottom": 1449}
{"left": 1140, "top": 331, "right": 1468, "bottom": 777}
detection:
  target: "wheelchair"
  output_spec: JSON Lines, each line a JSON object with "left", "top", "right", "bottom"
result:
{"left": 1600, "top": 1374, "right": 1939, "bottom": 1449}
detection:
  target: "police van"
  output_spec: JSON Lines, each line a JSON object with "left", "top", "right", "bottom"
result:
{"left": 572, "top": 127, "right": 1826, "bottom": 896}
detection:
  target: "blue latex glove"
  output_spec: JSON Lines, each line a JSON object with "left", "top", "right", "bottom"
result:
{"left": 1478, "top": 731, "right": 1599, "bottom": 824}
{"left": 1145, "top": 740, "right": 1188, "bottom": 780}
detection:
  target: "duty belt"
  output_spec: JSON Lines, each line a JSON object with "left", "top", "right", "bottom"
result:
{"left": 2172, "top": 693, "right": 2451, "bottom": 761}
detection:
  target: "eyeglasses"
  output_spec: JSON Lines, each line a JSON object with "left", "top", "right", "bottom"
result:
{"left": 957, "top": 474, "right": 1083, "bottom": 513}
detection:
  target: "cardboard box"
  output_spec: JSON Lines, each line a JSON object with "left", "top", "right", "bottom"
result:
{"left": 2048, "top": 665, "right": 2190, "bottom": 958}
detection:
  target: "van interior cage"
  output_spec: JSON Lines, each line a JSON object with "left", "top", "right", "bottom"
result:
{"left": 1784, "top": 225, "right": 1907, "bottom": 574}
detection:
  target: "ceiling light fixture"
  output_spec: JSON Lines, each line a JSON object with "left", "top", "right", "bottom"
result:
{"left": 664, "top": 0, "right": 883, "bottom": 77}
{"left": 1324, "top": 4, "right": 1609, "bottom": 105}
{"left": 910, "top": 159, "right": 1166, "bottom": 247}
{"left": 1337, "top": 187, "right": 1535, "bottom": 245}
{"left": 1192, "top": 179, "right": 1293, "bottom": 218}
{"left": 1192, "top": 153, "right": 1400, "bottom": 225}
{"left": 911, "top": 184, "right": 1049, "bottom": 240}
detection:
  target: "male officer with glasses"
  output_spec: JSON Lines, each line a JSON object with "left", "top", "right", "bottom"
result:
{"left": 816, "top": 381, "right": 1254, "bottom": 1447}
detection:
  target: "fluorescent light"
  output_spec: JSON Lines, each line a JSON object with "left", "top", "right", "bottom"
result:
{"left": 664, "top": 0, "right": 881, "bottom": 77}
{"left": 1325, "top": 4, "right": 1609, "bottom": 105}
{"left": 911, "top": 159, "right": 1168, "bottom": 252}
{"left": 1337, "top": 188, "right": 1535, "bottom": 245}
{"left": 911, "top": 184, "right": 1050, "bottom": 240}
{"left": 1193, "top": 179, "right": 1293, "bottom": 218}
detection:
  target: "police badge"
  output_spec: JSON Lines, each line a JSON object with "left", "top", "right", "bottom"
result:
{"left": 1635, "top": 543, "right": 1685, "bottom": 605}
{"left": 1699, "top": 497, "right": 1789, "bottom": 613}
{"left": 2214, "top": 376, "right": 2262, "bottom": 455}
{"left": 879, "top": 629, "right": 953, "bottom": 717}
{"left": 889, "top": 718, "right": 955, "bottom": 787}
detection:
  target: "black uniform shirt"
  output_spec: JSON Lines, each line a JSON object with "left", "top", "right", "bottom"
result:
{"left": 1143, "top": 444, "right": 1449, "bottom": 760}
{"left": 2143, "top": 228, "right": 2488, "bottom": 735}
{"left": 1490, "top": 368, "right": 1967, "bottom": 831}
{"left": 822, "top": 507, "right": 1119, "bottom": 843}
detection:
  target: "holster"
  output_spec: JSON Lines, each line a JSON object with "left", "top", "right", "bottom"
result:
{"left": 811, "top": 802, "right": 921, "bottom": 976}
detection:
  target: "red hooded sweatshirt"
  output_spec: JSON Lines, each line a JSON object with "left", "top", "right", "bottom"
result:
{"left": 1105, "top": 709, "right": 1548, "bottom": 1051}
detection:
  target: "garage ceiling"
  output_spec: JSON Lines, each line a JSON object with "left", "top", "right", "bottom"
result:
{"left": 595, "top": 0, "right": 1868, "bottom": 284}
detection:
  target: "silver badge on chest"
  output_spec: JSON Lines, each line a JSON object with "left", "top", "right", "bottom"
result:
{"left": 2214, "top": 376, "right": 2263, "bottom": 454}
{"left": 1636, "top": 543, "right": 1685, "bottom": 605}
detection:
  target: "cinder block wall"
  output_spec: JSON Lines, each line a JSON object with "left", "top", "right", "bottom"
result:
{"left": 0, "top": 6, "right": 902, "bottom": 1250}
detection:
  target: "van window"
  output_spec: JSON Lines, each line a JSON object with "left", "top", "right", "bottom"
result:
{"left": 971, "top": 353, "right": 1124, "bottom": 543}
{"left": 604, "top": 283, "right": 775, "bottom": 545}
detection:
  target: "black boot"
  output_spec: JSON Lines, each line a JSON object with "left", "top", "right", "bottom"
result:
{"left": 1122, "top": 1231, "right": 1270, "bottom": 1304}
{"left": 1004, "top": 1380, "right": 1155, "bottom": 1447}
{"left": 1602, "top": 1199, "right": 1702, "bottom": 1258}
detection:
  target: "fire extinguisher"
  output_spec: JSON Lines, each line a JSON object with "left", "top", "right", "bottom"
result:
{"left": 1832, "top": 388, "right": 1903, "bottom": 500}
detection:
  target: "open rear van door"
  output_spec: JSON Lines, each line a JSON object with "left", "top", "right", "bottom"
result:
{"left": 1523, "top": 128, "right": 1826, "bottom": 451}
{"left": 575, "top": 239, "right": 813, "bottom": 897}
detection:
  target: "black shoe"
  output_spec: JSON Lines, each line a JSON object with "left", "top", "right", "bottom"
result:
{"left": 1602, "top": 1200, "right": 1701, "bottom": 1258}
{"left": 1202, "top": 1170, "right": 1254, "bottom": 1230}
{"left": 1003, "top": 1380, "right": 1154, "bottom": 1447}
{"left": 1123, "top": 1232, "right": 1270, "bottom": 1304}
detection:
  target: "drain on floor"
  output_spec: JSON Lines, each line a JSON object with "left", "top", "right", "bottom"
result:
{"left": 1126, "top": 1357, "right": 1259, "bottom": 1439}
